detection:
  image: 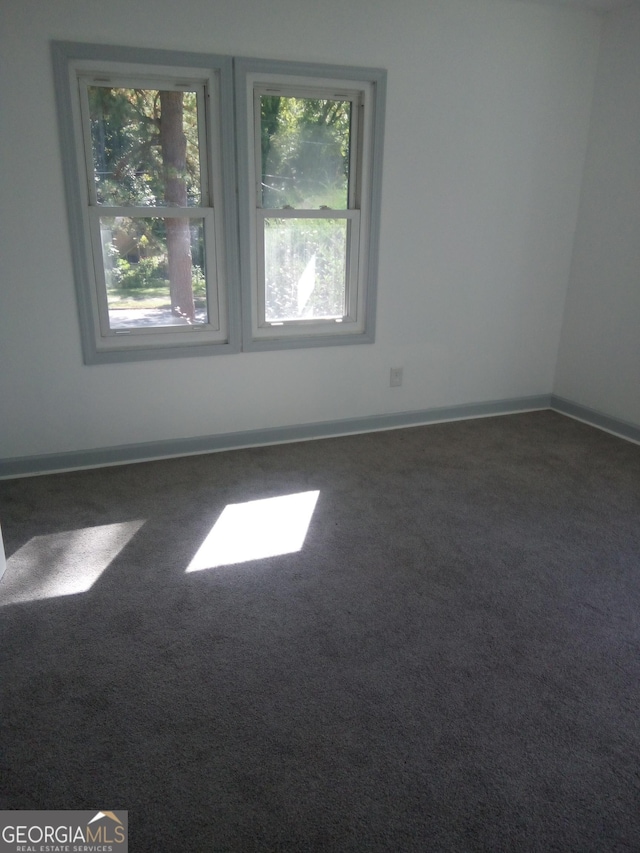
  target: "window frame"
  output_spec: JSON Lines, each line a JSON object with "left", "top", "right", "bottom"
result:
{"left": 52, "top": 42, "right": 240, "bottom": 364}
{"left": 53, "top": 45, "right": 386, "bottom": 363}
{"left": 235, "top": 58, "right": 386, "bottom": 351}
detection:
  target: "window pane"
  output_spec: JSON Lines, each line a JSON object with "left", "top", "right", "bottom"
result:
{"left": 89, "top": 87, "right": 202, "bottom": 207}
{"left": 100, "top": 216, "right": 208, "bottom": 329}
{"left": 260, "top": 96, "right": 351, "bottom": 210}
{"left": 264, "top": 218, "right": 347, "bottom": 322}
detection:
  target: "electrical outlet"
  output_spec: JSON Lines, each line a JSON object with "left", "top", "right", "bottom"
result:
{"left": 390, "top": 367, "right": 403, "bottom": 387}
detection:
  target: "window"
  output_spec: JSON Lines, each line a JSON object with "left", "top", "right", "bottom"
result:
{"left": 53, "top": 45, "right": 385, "bottom": 363}
{"left": 53, "top": 43, "right": 238, "bottom": 363}
{"left": 235, "top": 61, "right": 385, "bottom": 349}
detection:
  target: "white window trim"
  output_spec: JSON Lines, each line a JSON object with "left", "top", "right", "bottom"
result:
{"left": 53, "top": 44, "right": 386, "bottom": 363}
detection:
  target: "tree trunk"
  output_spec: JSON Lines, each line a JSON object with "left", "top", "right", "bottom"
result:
{"left": 159, "top": 90, "right": 195, "bottom": 321}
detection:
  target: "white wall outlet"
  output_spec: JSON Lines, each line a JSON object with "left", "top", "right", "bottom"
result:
{"left": 390, "top": 367, "right": 403, "bottom": 387}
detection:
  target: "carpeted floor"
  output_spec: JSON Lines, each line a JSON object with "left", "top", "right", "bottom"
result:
{"left": 1, "top": 411, "right": 639, "bottom": 851}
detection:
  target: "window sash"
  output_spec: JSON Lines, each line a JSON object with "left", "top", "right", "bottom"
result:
{"left": 78, "top": 75, "right": 212, "bottom": 209}
{"left": 253, "top": 85, "right": 362, "bottom": 212}
{"left": 245, "top": 75, "right": 373, "bottom": 342}
{"left": 255, "top": 209, "right": 360, "bottom": 333}
{"left": 87, "top": 207, "right": 221, "bottom": 340}
{"left": 60, "top": 54, "right": 233, "bottom": 355}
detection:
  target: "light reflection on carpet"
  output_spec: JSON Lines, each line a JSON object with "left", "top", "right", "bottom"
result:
{"left": 0, "top": 521, "right": 145, "bottom": 606}
{"left": 186, "top": 491, "right": 320, "bottom": 572}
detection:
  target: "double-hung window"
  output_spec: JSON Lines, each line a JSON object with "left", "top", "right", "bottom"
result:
{"left": 53, "top": 44, "right": 237, "bottom": 363}
{"left": 236, "top": 60, "right": 385, "bottom": 350}
{"left": 53, "top": 45, "right": 385, "bottom": 363}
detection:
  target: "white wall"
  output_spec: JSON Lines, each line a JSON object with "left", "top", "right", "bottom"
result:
{"left": 554, "top": 5, "right": 640, "bottom": 428}
{"left": 0, "top": 0, "right": 600, "bottom": 460}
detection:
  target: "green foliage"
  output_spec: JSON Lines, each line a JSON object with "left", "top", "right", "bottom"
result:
{"left": 88, "top": 86, "right": 201, "bottom": 207}
{"left": 260, "top": 96, "right": 351, "bottom": 209}
{"left": 109, "top": 251, "right": 206, "bottom": 297}
{"left": 95, "top": 86, "right": 351, "bottom": 317}
{"left": 191, "top": 265, "right": 206, "bottom": 297}
{"left": 112, "top": 255, "right": 167, "bottom": 290}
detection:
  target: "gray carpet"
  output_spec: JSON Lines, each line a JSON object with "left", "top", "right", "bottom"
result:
{"left": 1, "top": 411, "right": 639, "bottom": 851}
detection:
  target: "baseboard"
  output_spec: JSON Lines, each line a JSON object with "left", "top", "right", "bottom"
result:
{"left": 0, "top": 395, "right": 551, "bottom": 479}
{"left": 550, "top": 395, "right": 640, "bottom": 446}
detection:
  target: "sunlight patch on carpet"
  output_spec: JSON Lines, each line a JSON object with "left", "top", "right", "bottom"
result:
{"left": 0, "top": 521, "right": 145, "bottom": 606}
{"left": 186, "top": 491, "right": 320, "bottom": 572}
